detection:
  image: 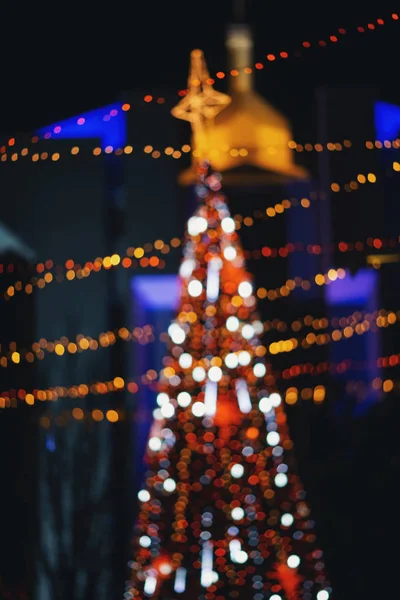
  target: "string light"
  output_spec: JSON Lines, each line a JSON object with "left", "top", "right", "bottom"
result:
{"left": 2, "top": 137, "right": 400, "bottom": 167}
{"left": 2, "top": 251, "right": 169, "bottom": 301}
{"left": 264, "top": 307, "right": 399, "bottom": 335}
{"left": 0, "top": 324, "right": 155, "bottom": 368}
{"left": 246, "top": 235, "right": 400, "bottom": 261}
{"left": 284, "top": 376, "right": 400, "bottom": 406}
{"left": 39, "top": 407, "right": 125, "bottom": 428}
{"left": 256, "top": 266, "right": 348, "bottom": 303}
{"left": 268, "top": 309, "right": 397, "bottom": 355}
{"left": 280, "top": 349, "right": 400, "bottom": 385}
{"left": 2, "top": 199, "right": 314, "bottom": 299}
{"left": 1, "top": 12, "right": 398, "bottom": 153}
{"left": 345, "top": 377, "right": 400, "bottom": 399}
{"left": 3, "top": 343, "right": 400, "bottom": 411}
{"left": 3, "top": 305, "right": 397, "bottom": 370}
{"left": 0, "top": 376, "right": 138, "bottom": 409}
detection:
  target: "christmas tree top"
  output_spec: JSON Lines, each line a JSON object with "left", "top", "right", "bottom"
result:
{"left": 126, "top": 164, "right": 332, "bottom": 600}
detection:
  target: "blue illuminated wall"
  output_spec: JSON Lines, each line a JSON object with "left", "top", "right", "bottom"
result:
{"left": 130, "top": 274, "right": 180, "bottom": 483}
{"left": 36, "top": 102, "right": 127, "bottom": 149}
{"left": 375, "top": 101, "right": 400, "bottom": 141}
{"left": 325, "top": 269, "right": 380, "bottom": 416}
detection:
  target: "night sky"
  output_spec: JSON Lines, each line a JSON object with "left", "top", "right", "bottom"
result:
{"left": 0, "top": 1, "right": 398, "bottom": 135}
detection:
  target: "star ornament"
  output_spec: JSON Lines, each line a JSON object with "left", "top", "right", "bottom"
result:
{"left": 172, "top": 49, "right": 231, "bottom": 129}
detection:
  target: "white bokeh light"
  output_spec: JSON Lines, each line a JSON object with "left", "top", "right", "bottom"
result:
{"left": 287, "top": 555, "right": 301, "bottom": 569}
{"left": 270, "top": 392, "right": 282, "bottom": 407}
{"left": 223, "top": 246, "right": 237, "bottom": 261}
{"left": 188, "top": 216, "right": 208, "bottom": 236}
{"left": 179, "top": 258, "right": 195, "bottom": 279}
{"left": 241, "top": 324, "right": 254, "bottom": 339}
{"left": 253, "top": 363, "right": 266, "bottom": 377}
{"left": 168, "top": 323, "right": 186, "bottom": 344}
{"left": 138, "top": 489, "right": 150, "bottom": 502}
{"left": 317, "top": 592, "right": 330, "bottom": 600}
{"left": 148, "top": 437, "right": 162, "bottom": 451}
{"left": 159, "top": 562, "right": 173, "bottom": 576}
{"left": 163, "top": 478, "right": 176, "bottom": 493}
{"left": 275, "top": 473, "right": 288, "bottom": 488}
{"left": 238, "top": 281, "right": 252, "bottom": 298}
{"left": 230, "top": 464, "right": 244, "bottom": 478}
{"left": 259, "top": 396, "right": 273, "bottom": 413}
{"left": 231, "top": 507, "right": 245, "bottom": 521}
{"left": 179, "top": 353, "right": 193, "bottom": 369}
{"left": 139, "top": 535, "right": 151, "bottom": 547}
{"left": 221, "top": 217, "right": 235, "bottom": 233}
{"left": 270, "top": 595, "right": 282, "bottom": 600}
{"left": 177, "top": 392, "right": 191, "bottom": 407}
{"left": 192, "top": 366, "right": 206, "bottom": 382}
{"left": 252, "top": 320, "right": 264, "bottom": 335}
{"left": 235, "top": 550, "right": 248, "bottom": 564}
{"left": 156, "top": 392, "right": 169, "bottom": 406}
{"left": 281, "top": 513, "right": 294, "bottom": 527}
{"left": 225, "top": 353, "right": 239, "bottom": 369}
{"left": 238, "top": 351, "right": 251, "bottom": 366}
{"left": 266, "top": 431, "right": 280, "bottom": 446}
{"left": 192, "top": 402, "right": 206, "bottom": 417}
{"left": 188, "top": 279, "right": 203, "bottom": 297}
{"left": 208, "top": 366, "right": 222, "bottom": 382}
{"left": 226, "top": 316, "right": 240, "bottom": 331}
{"left": 161, "top": 403, "right": 175, "bottom": 419}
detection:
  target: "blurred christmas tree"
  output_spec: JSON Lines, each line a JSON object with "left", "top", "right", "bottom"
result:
{"left": 126, "top": 164, "right": 332, "bottom": 600}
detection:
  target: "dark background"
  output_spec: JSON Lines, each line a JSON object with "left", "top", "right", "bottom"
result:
{"left": 0, "top": 1, "right": 398, "bottom": 133}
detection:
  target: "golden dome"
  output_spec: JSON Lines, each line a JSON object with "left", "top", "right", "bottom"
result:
{"left": 174, "top": 25, "right": 308, "bottom": 185}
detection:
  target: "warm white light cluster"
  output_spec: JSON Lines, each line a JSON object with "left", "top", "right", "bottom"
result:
{"left": 223, "top": 245, "right": 237, "bottom": 261}
{"left": 188, "top": 279, "right": 202, "bottom": 297}
{"left": 253, "top": 363, "right": 266, "bottom": 377}
{"left": 208, "top": 366, "right": 222, "bottom": 381}
{"left": 192, "top": 366, "right": 206, "bottom": 382}
{"left": 238, "top": 281, "right": 252, "bottom": 298}
{"left": 179, "top": 353, "right": 192, "bottom": 368}
{"left": 192, "top": 401, "right": 206, "bottom": 417}
{"left": 287, "top": 554, "right": 301, "bottom": 569}
{"left": 200, "top": 541, "right": 218, "bottom": 587}
{"left": 177, "top": 391, "right": 191, "bottom": 407}
{"left": 281, "top": 512, "right": 294, "bottom": 526}
{"left": 230, "top": 463, "right": 244, "bottom": 478}
{"left": 174, "top": 567, "right": 187, "bottom": 593}
{"left": 179, "top": 258, "right": 195, "bottom": 279}
{"left": 148, "top": 437, "right": 162, "bottom": 451}
{"left": 259, "top": 393, "right": 282, "bottom": 413}
{"left": 235, "top": 379, "right": 252, "bottom": 413}
{"left": 168, "top": 322, "right": 186, "bottom": 344}
{"left": 206, "top": 257, "right": 222, "bottom": 301}
{"left": 138, "top": 489, "right": 150, "bottom": 502}
{"left": 266, "top": 431, "right": 280, "bottom": 446}
{"left": 163, "top": 478, "right": 176, "bottom": 492}
{"left": 274, "top": 473, "right": 288, "bottom": 488}
{"left": 231, "top": 506, "right": 245, "bottom": 521}
{"left": 187, "top": 216, "right": 208, "bottom": 236}
{"left": 204, "top": 380, "right": 218, "bottom": 416}
{"left": 221, "top": 216, "right": 235, "bottom": 233}
{"left": 139, "top": 535, "right": 151, "bottom": 548}
{"left": 229, "top": 539, "right": 248, "bottom": 564}
{"left": 226, "top": 316, "right": 239, "bottom": 331}
{"left": 160, "top": 403, "right": 175, "bottom": 418}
